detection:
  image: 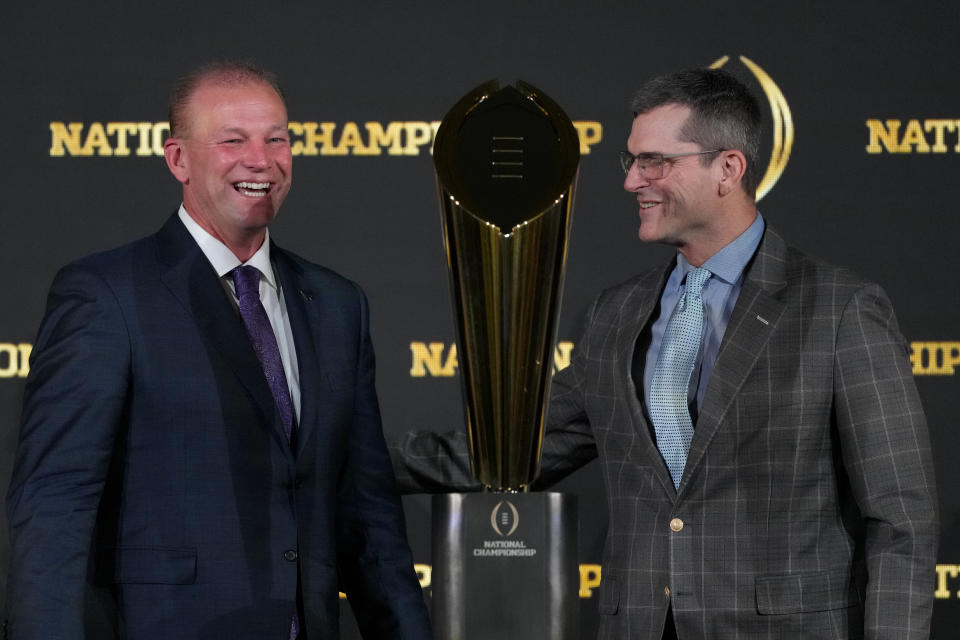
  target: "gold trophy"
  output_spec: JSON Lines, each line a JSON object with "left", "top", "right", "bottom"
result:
{"left": 433, "top": 80, "right": 579, "bottom": 491}
{"left": 431, "top": 80, "right": 581, "bottom": 639}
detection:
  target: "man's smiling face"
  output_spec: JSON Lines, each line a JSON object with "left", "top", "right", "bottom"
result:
{"left": 170, "top": 79, "right": 292, "bottom": 252}
{"left": 623, "top": 103, "right": 720, "bottom": 254}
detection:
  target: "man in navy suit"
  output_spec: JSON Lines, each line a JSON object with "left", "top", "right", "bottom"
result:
{"left": 5, "top": 62, "right": 431, "bottom": 639}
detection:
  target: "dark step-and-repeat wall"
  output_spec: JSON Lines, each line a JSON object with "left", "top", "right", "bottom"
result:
{"left": 2, "top": 3, "right": 958, "bottom": 638}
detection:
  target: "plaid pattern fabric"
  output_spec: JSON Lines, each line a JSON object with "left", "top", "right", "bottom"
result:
{"left": 391, "top": 227, "right": 938, "bottom": 639}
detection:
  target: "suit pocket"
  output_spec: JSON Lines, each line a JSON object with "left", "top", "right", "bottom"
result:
{"left": 597, "top": 576, "right": 620, "bottom": 615}
{"left": 755, "top": 569, "right": 860, "bottom": 614}
{"left": 103, "top": 546, "right": 197, "bottom": 585}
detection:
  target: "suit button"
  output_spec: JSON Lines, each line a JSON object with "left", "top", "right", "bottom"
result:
{"left": 664, "top": 586, "right": 671, "bottom": 598}
{"left": 283, "top": 549, "right": 298, "bottom": 562}
{"left": 669, "top": 518, "right": 684, "bottom": 532}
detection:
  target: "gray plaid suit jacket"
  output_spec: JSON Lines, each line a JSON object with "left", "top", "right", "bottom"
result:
{"left": 392, "top": 226, "right": 938, "bottom": 639}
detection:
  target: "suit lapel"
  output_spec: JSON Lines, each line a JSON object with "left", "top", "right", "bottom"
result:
{"left": 272, "top": 248, "right": 336, "bottom": 460}
{"left": 154, "top": 215, "right": 289, "bottom": 453}
{"left": 615, "top": 263, "right": 681, "bottom": 497}
{"left": 680, "top": 228, "right": 789, "bottom": 493}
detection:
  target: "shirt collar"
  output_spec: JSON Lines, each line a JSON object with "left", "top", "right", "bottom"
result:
{"left": 177, "top": 205, "right": 278, "bottom": 290}
{"left": 676, "top": 212, "right": 765, "bottom": 285}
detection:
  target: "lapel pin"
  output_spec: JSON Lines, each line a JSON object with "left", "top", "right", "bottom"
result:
{"left": 299, "top": 290, "right": 313, "bottom": 301}
{"left": 756, "top": 314, "right": 769, "bottom": 325}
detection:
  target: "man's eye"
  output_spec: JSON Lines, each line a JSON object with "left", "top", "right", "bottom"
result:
{"left": 269, "top": 137, "right": 289, "bottom": 144}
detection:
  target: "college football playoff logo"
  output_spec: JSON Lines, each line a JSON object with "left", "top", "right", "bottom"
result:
{"left": 490, "top": 500, "right": 520, "bottom": 537}
{"left": 710, "top": 55, "right": 794, "bottom": 201}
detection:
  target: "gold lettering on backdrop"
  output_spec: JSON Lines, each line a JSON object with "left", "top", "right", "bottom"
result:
{"left": 352, "top": 562, "right": 947, "bottom": 599}
{"left": 106, "top": 123, "right": 140, "bottom": 156}
{"left": 910, "top": 342, "right": 960, "bottom": 375}
{"left": 331, "top": 121, "right": 369, "bottom": 154}
{"left": 554, "top": 341, "right": 574, "bottom": 373}
{"left": 340, "top": 562, "right": 956, "bottom": 600}
{"left": 579, "top": 564, "right": 602, "bottom": 598}
{"left": 409, "top": 342, "right": 459, "bottom": 377}
{"left": 865, "top": 120, "right": 902, "bottom": 153}
{"left": 80, "top": 123, "right": 111, "bottom": 156}
{"left": 50, "top": 121, "right": 603, "bottom": 157}
{"left": 936, "top": 564, "right": 960, "bottom": 599}
{"left": 402, "top": 122, "right": 438, "bottom": 155}
{"left": 572, "top": 121, "right": 603, "bottom": 155}
{"left": 135, "top": 122, "right": 154, "bottom": 156}
{"left": 49, "top": 122, "right": 84, "bottom": 156}
{"left": 152, "top": 123, "right": 170, "bottom": 156}
{"left": 899, "top": 120, "right": 930, "bottom": 153}
{"left": 0, "top": 343, "right": 32, "bottom": 379}
{"left": 288, "top": 121, "right": 334, "bottom": 156}
{"left": 339, "top": 563, "right": 601, "bottom": 598}
{"left": 924, "top": 119, "right": 957, "bottom": 152}
{"left": 410, "top": 342, "right": 574, "bottom": 377}
{"left": 355, "top": 122, "right": 404, "bottom": 155}
{"left": 50, "top": 122, "right": 168, "bottom": 157}
{"left": 414, "top": 563, "right": 432, "bottom": 589}
{"left": 19, "top": 343, "right": 31, "bottom": 377}
{"left": 0, "top": 344, "right": 17, "bottom": 377}
{"left": 865, "top": 119, "right": 960, "bottom": 153}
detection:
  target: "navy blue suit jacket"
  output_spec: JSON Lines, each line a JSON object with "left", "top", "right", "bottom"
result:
{"left": 5, "top": 215, "right": 431, "bottom": 639}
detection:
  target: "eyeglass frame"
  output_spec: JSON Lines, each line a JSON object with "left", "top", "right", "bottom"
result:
{"left": 618, "top": 149, "right": 724, "bottom": 180}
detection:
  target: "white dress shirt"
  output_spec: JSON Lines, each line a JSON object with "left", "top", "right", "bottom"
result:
{"left": 178, "top": 206, "right": 302, "bottom": 421}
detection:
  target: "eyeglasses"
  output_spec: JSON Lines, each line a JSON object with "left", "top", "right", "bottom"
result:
{"left": 618, "top": 149, "right": 723, "bottom": 179}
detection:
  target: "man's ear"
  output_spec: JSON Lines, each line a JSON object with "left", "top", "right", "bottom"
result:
{"left": 717, "top": 149, "right": 747, "bottom": 197}
{"left": 164, "top": 138, "right": 189, "bottom": 184}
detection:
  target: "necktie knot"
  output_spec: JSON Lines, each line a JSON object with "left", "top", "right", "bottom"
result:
{"left": 232, "top": 265, "right": 261, "bottom": 301}
{"left": 685, "top": 266, "right": 711, "bottom": 298}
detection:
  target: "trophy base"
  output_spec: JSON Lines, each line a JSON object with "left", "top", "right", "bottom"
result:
{"left": 431, "top": 492, "right": 579, "bottom": 640}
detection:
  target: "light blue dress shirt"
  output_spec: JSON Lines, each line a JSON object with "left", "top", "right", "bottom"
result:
{"left": 643, "top": 213, "right": 765, "bottom": 418}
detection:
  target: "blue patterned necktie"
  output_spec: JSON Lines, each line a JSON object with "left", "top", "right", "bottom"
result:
{"left": 649, "top": 266, "right": 712, "bottom": 489}
{"left": 231, "top": 266, "right": 299, "bottom": 639}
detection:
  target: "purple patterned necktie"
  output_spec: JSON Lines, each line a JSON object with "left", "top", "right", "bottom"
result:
{"left": 231, "top": 265, "right": 300, "bottom": 640}
{"left": 232, "top": 265, "right": 295, "bottom": 441}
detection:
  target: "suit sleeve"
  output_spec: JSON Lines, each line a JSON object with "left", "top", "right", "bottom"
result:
{"left": 532, "top": 295, "right": 600, "bottom": 488}
{"left": 5, "top": 264, "right": 131, "bottom": 639}
{"left": 335, "top": 285, "right": 432, "bottom": 640}
{"left": 833, "top": 283, "right": 938, "bottom": 639}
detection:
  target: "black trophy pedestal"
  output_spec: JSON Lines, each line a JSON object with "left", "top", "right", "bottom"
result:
{"left": 431, "top": 492, "right": 578, "bottom": 640}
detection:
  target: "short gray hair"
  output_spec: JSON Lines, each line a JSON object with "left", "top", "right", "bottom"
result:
{"left": 630, "top": 68, "right": 762, "bottom": 198}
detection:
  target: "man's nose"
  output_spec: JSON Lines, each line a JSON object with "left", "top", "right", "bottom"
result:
{"left": 243, "top": 141, "right": 270, "bottom": 169}
{"left": 623, "top": 164, "right": 650, "bottom": 192}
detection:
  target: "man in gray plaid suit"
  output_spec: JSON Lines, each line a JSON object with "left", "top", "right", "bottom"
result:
{"left": 391, "top": 68, "right": 938, "bottom": 639}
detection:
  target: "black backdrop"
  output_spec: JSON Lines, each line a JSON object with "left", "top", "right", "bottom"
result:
{"left": 3, "top": 2, "right": 959, "bottom": 637}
